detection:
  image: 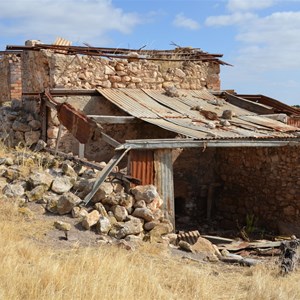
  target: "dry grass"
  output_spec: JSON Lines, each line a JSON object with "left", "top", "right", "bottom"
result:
{"left": 0, "top": 198, "right": 300, "bottom": 300}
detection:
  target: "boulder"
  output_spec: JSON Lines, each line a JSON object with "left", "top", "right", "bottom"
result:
{"left": 91, "top": 182, "right": 114, "bottom": 203}
{"left": 3, "top": 183, "right": 25, "bottom": 198}
{"left": 96, "top": 216, "right": 111, "bottom": 234}
{"left": 26, "top": 185, "right": 48, "bottom": 202}
{"left": 112, "top": 205, "right": 128, "bottom": 222}
{"left": 149, "top": 221, "right": 173, "bottom": 242}
{"left": 131, "top": 185, "right": 160, "bottom": 204}
{"left": 51, "top": 176, "right": 73, "bottom": 194}
{"left": 54, "top": 221, "right": 71, "bottom": 231}
{"left": 132, "top": 207, "right": 154, "bottom": 222}
{"left": 57, "top": 192, "right": 82, "bottom": 215}
{"left": 114, "top": 217, "right": 144, "bottom": 239}
{"left": 82, "top": 210, "right": 100, "bottom": 230}
{"left": 29, "top": 172, "right": 53, "bottom": 188}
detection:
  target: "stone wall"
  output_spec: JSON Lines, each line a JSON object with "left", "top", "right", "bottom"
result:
{"left": 22, "top": 49, "right": 220, "bottom": 98}
{"left": 216, "top": 146, "right": 300, "bottom": 231}
{"left": 0, "top": 54, "right": 22, "bottom": 103}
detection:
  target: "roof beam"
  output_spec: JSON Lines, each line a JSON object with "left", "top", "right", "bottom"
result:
{"left": 88, "top": 115, "right": 139, "bottom": 124}
{"left": 116, "top": 138, "right": 300, "bottom": 150}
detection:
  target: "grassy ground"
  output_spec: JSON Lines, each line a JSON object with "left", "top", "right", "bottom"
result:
{"left": 0, "top": 198, "right": 300, "bottom": 300}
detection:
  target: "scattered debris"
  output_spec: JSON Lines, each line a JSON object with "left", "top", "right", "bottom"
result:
{"left": 279, "top": 237, "right": 300, "bottom": 275}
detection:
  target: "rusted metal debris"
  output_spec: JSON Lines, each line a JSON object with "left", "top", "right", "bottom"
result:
{"left": 56, "top": 102, "right": 98, "bottom": 144}
{"left": 177, "top": 230, "right": 201, "bottom": 245}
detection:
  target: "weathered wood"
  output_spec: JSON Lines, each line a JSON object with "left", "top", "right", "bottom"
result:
{"left": 88, "top": 115, "right": 138, "bottom": 124}
{"left": 279, "top": 239, "right": 300, "bottom": 274}
{"left": 83, "top": 148, "right": 131, "bottom": 206}
{"left": 224, "top": 92, "right": 274, "bottom": 115}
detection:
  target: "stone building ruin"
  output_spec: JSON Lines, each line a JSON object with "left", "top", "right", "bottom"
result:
{"left": 1, "top": 39, "right": 300, "bottom": 234}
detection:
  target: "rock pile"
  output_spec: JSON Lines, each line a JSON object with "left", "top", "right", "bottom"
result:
{"left": 0, "top": 104, "right": 41, "bottom": 148}
{"left": 0, "top": 149, "right": 173, "bottom": 241}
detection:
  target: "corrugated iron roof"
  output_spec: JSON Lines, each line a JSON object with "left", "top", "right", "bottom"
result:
{"left": 96, "top": 88, "right": 300, "bottom": 140}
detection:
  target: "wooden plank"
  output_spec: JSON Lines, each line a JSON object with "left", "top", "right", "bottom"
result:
{"left": 88, "top": 115, "right": 138, "bottom": 124}
{"left": 55, "top": 124, "right": 63, "bottom": 155}
{"left": 83, "top": 148, "right": 131, "bottom": 206}
{"left": 224, "top": 92, "right": 274, "bottom": 115}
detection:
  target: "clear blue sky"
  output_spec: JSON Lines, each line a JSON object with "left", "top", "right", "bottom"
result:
{"left": 0, "top": 0, "right": 299, "bottom": 105}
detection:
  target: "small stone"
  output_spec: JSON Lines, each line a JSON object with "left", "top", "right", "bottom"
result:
{"left": 47, "top": 126, "right": 59, "bottom": 139}
{"left": 25, "top": 131, "right": 41, "bottom": 146}
{"left": 144, "top": 221, "right": 159, "bottom": 231}
{"left": 54, "top": 221, "right": 71, "bottom": 231}
{"left": 96, "top": 216, "right": 111, "bottom": 234}
{"left": 57, "top": 192, "right": 82, "bottom": 215}
{"left": 114, "top": 217, "right": 144, "bottom": 239}
{"left": 12, "top": 120, "right": 31, "bottom": 132}
{"left": 132, "top": 207, "right": 155, "bottom": 222}
{"left": 51, "top": 176, "right": 73, "bottom": 194}
{"left": 134, "top": 200, "right": 146, "bottom": 208}
{"left": 29, "top": 172, "right": 53, "bottom": 188}
{"left": 82, "top": 210, "right": 100, "bottom": 230}
{"left": 119, "top": 193, "right": 134, "bottom": 209}
{"left": 44, "top": 193, "right": 60, "bottom": 213}
{"left": 131, "top": 185, "right": 160, "bottom": 204}
{"left": 26, "top": 185, "right": 48, "bottom": 202}
{"left": 62, "top": 163, "right": 77, "bottom": 179}
{"left": 112, "top": 205, "right": 128, "bottom": 222}
{"left": 179, "top": 240, "right": 193, "bottom": 252}
{"left": 3, "top": 183, "right": 25, "bottom": 198}
{"left": 71, "top": 206, "right": 88, "bottom": 218}
{"left": 92, "top": 182, "right": 114, "bottom": 203}
{"left": 28, "top": 119, "right": 41, "bottom": 130}
{"left": 94, "top": 202, "right": 109, "bottom": 217}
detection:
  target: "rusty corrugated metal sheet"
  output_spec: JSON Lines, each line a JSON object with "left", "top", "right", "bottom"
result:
{"left": 154, "top": 149, "right": 175, "bottom": 227}
{"left": 288, "top": 117, "right": 300, "bottom": 128}
{"left": 97, "top": 88, "right": 299, "bottom": 140}
{"left": 57, "top": 102, "right": 97, "bottom": 144}
{"left": 239, "top": 115, "right": 298, "bottom": 132}
{"left": 129, "top": 150, "right": 154, "bottom": 185}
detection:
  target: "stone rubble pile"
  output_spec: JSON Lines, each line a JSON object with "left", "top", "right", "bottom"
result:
{"left": 0, "top": 149, "right": 173, "bottom": 242}
{"left": 0, "top": 104, "right": 41, "bottom": 148}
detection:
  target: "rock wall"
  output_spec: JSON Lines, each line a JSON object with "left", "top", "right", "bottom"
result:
{"left": 0, "top": 54, "right": 22, "bottom": 103}
{"left": 22, "top": 49, "right": 220, "bottom": 99}
{"left": 216, "top": 146, "right": 300, "bottom": 231}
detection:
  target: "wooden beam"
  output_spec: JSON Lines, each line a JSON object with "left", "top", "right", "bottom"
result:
{"left": 83, "top": 148, "right": 131, "bottom": 206}
{"left": 224, "top": 92, "right": 274, "bottom": 115}
{"left": 116, "top": 138, "right": 300, "bottom": 150}
{"left": 88, "top": 115, "right": 138, "bottom": 124}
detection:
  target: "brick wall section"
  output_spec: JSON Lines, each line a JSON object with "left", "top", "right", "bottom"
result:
{"left": 0, "top": 55, "right": 10, "bottom": 102}
{"left": 216, "top": 146, "right": 300, "bottom": 230}
{"left": 0, "top": 54, "right": 22, "bottom": 103}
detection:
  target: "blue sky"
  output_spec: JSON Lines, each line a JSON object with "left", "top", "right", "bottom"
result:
{"left": 0, "top": 0, "right": 299, "bottom": 105}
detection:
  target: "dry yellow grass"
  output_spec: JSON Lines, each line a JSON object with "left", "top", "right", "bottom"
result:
{"left": 0, "top": 198, "right": 300, "bottom": 300}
